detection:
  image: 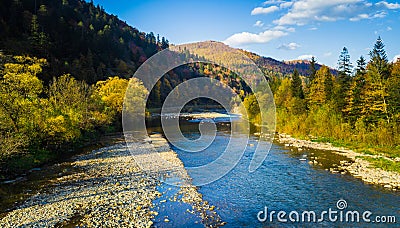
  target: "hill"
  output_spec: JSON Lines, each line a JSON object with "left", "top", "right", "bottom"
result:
{"left": 0, "top": 0, "right": 168, "bottom": 84}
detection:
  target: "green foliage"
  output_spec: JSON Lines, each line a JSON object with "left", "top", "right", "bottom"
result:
{"left": 361, "top": 156, "right": 400, "bottom": 173}
{"left": 290, "top": 69, "right": 304, "bottom": 99}
{"left": 243, "top": 94, "right": 260, "bottom": 121}
{"left": 265, "top": 37, "right": 400, "bottom": 160}
{"left": 308, "top": 56, "right": 317, "bottom": 82}
{"left": 0, "top": 55, "right": 147, "bottom": 165}
{"left": 0, "top": 0, "right": 170, "bottom": 84}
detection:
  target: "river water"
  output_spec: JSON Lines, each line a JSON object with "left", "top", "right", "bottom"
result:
{"left": 149, "top": 114, "right": 400, "bottom": 227}
{"left": 1, "top": 115, "right": 399, "bottom": 227}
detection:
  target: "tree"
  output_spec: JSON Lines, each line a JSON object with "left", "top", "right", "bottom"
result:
{"left": 0, "top": 56, "right": 45, "bottom": 133}
{"left": 161, "top": 37, "right": 169, "bottom": 49}
{"left": 46, "top": 74, "right": 98, "bottom": 142}
{"left": 29, "top": 14, "right": 49, "bottom": 55}
{"left": 334, "top": 47, "right": 353, "bottom": 114}
{"left": 358, "top": 37, "right": 391, "bottom": 124}
{"left": 338, "top": 47, "right": 353, "bottom": 77}
{"left": 369, "top": 36, "right": 390, "bottom": 80}
{"left": 123, "top": 77, "right": 149, "bottom": 118}
{"left": 0, "top": 56, "right": 46, "bottom": 155}
{"left": 356, "top": 56, "right": 367, "bottom": 75}
{"left": 243, "top": 94, "right": 260, "bottom": 120}
{"left": 308, "top": 66, "right": 333, "bottom": 107}
{"left": 95, "top": 76, "right": 129, "bottom": 114}
{"left": 343, "top": 56, "right": 368, "bottom": 124}
{"left": 387, "top": 61, "right": 400, "bottom": 121}
{"left": 308, "top": 56, "right": 317, "bottom": 82}
{"left": 291, "top": 69, "right": 304, "bottom": 99}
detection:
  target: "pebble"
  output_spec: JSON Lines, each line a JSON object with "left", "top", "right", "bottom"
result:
{"left": 0, "top": 134, "right": 224, "bottom": 227}
{"left": 278, "top": 133, "right": 400, "bottom": 191}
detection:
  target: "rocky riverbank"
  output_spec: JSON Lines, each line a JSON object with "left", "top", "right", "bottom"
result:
{"left": 278, "top": 133, "right": 400, "bottom": 191}
{"left": 0, "top": 134, "right": 222, "bottom": 227}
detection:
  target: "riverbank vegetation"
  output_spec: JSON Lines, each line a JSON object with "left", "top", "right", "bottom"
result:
{"left": 245, "top": 37, "right": 400, "bottom": 171}
{"left": 0, "top": 55, "right": 147, "bottom": 176}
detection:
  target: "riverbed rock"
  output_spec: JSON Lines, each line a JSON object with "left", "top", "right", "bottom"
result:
{"left": 0, "top": 135, "right": 223, "bottom": 227}
{"left": 278, "top": 133, "right": 400, "bottom": 191}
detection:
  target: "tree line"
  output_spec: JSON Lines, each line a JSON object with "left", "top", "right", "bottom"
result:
{"left": 246, "top": 37, "right": 400, "bottom": 159}
{"left": 0, "top": 55, "right": 147, "bottom": 175}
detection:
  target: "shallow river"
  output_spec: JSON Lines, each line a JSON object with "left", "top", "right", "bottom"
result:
{"left": 149, "top": 114, "right": 400, "bottom": 227}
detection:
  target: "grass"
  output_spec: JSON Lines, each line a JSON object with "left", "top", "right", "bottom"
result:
{"left": 360, "top": 156, "right": 400, "bottom": 173}
{"left": 309, "top": 136, "right": 400, "bottom": 159}
{"left": 1, "top": 148, "right": 56, "bottom": 175}
{"left": 0, "top": 129, "right": 108, "bottom": 180}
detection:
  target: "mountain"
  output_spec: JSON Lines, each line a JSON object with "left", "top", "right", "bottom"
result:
{"left": 0, "top": 0, "right": 169, "bottom": 84}
{"left": 239, "top": 50, "right": 338, "bottom": 77}
{"left": 174, "top": 41, "right": 336, "bottom": 78}
{"left": 0, "top": 0, "right": 334, "bottom": 98}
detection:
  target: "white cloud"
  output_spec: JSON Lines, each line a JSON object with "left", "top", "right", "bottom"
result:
{"left": 251, "top": 6, "right": 279, "bottom": 15}
{"left": 376, "top": 1, "right": 400, "bottom": 9}
{"left": 387, "top": 26, "right": 392, "bottom": 31}
{"left": 324, "top": 52, "right": 333, "bottom": 57}
{"left": 278, "top": 42, "right": 301, "bottom": 50}
{"left": 271, "top": 0, "right": 396, "bottom": 26}
{"left": 349, "top": 11, "right": 387, "bottom": 21}
{"left": 273, "top": 0, "right": 364, "bottom": 25}
{"left": 373, "top": 11, "right": 387, "bottom": 18}
{"left": 224, "top": 30, "right": 288, "bottom": 46}
{"left": 253, "top": 20, "right": 264, "bottom": 27}
{"left": 263, "top": 0, "right": 285, "bottom": 5}
{"left": 279, "top": 1, "right": 294, "bottom": 8}
{"left": 273, "top": 25, "right": 296, "bottom": 32}
{"left": 350, "top": 13, "right": 370, "bottom": 21}
{"left": 393, "top": 55, "right": 400, "bottom": 62}
{"left": 297, "top": 54, "right": 314, "bottom": 60}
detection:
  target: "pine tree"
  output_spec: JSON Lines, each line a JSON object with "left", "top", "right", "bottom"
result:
{"left": 369, "top": 36, "right": 390, "bottom": 80}
{"left": 308, "top": 56, "right": 317, "bottom": 82}
{"left": 338, "top": 47, "right": 353, "bottom": 79}
{"left": 356, "top": 56, "right": 366, "bottom": 75}
{"left": 335, "top": 47, "right": 353, "bottom": 114}
{"left": 360, "top": 37, "right": 391, "bottom": 124}
{"left": 291, "top": 69, "right": 304, "bottom": 99}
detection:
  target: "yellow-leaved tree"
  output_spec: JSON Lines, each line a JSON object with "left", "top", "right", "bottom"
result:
{"left": 0, "top": 56, "right": 46, "bottom": 156}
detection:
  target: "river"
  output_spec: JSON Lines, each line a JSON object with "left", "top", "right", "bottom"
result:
{"left": 1, "top": 114, "right": 399, "bottom": 227}
{"left": 148, "top": 114, "right": 400, "bottom": 227}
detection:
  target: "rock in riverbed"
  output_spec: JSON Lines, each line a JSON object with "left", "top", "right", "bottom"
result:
{"left": 0, "top": 134, "right": 223, "bottom": 227}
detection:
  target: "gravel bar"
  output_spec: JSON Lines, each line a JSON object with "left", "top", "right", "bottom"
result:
{"left": 0, "top": 134, "right": 223, "bottom": 227}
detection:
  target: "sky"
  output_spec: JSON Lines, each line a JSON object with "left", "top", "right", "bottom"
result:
{"left": 93, "top": 0, "right": 400, "bottom": 68}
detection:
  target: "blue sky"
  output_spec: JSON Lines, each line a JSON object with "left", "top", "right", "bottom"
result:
{"left": 93, "top": 0, "right": 400, "bottom": 68}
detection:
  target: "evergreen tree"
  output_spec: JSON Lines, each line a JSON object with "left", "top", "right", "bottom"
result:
{"left": 335, "top": 47, "right": 353, "bottom": 114}
{"left": 369, "top": 36, "right": 390, "bottom": 80}
{"left": 338, "top": 47, "right": 353, "bottom": 78}
{"left": 356, "top": 56, "right": 367, "bottom": 75}
{"left": 291, "top": 69, "right": 304, "bottom": 99}
{"left": 360, "top": 37, "right": 391, "bottom": 124}
{"left": 308, "top": 56, "right": 317, "bottom": 82}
